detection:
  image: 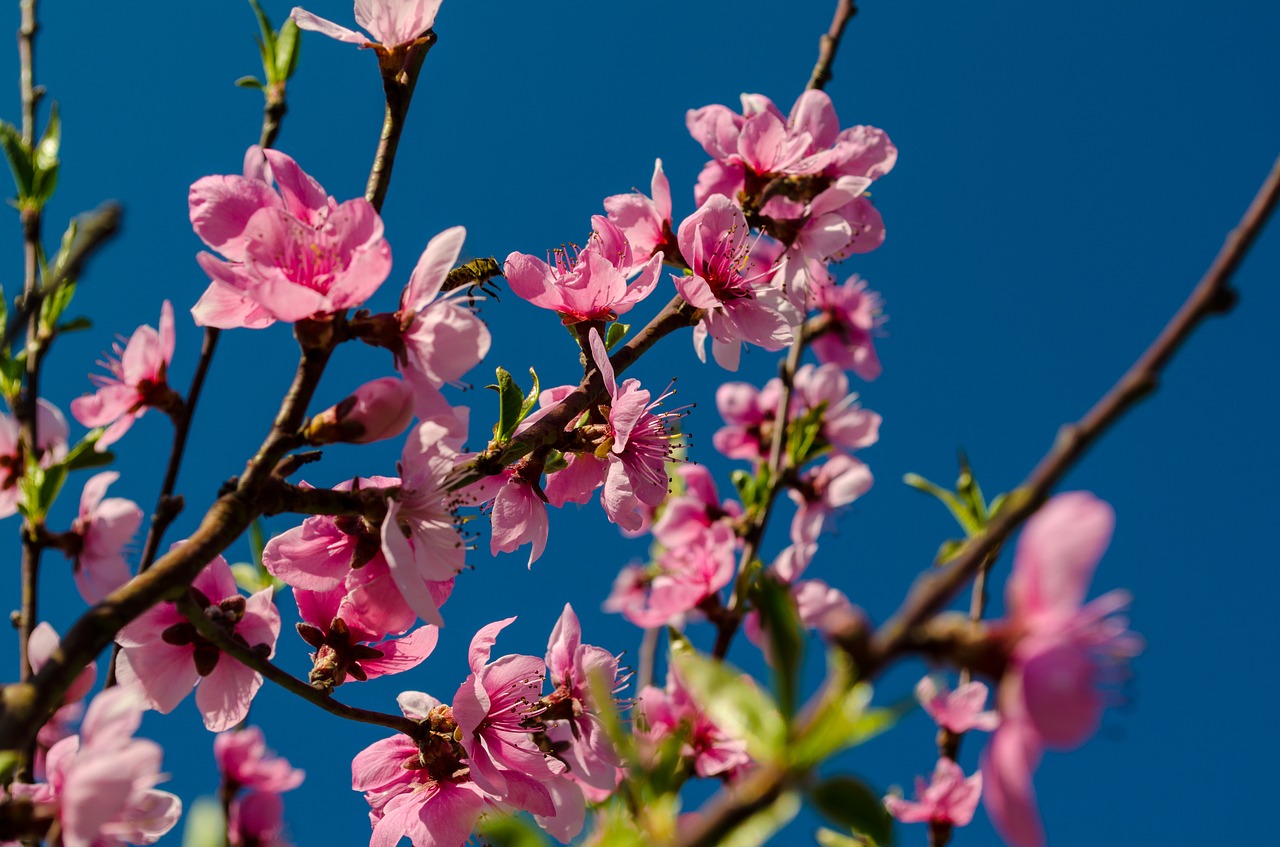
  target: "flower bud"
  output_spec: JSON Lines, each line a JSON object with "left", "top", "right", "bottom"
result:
{"left": 304, "top": 377, "right": 415, "bottom": 445}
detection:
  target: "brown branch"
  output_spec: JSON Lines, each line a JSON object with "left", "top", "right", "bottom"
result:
{"left": 177, "top": 595, "right": 421, "bottom": 738}
{"left": 365, "top": 34, "right": 436, "bottom": 213}
{"left": 807, "top": 0, "right": 858, "bottom": 92}
{"left": 856, "top": 151, "right": 1280, "bottom": 676}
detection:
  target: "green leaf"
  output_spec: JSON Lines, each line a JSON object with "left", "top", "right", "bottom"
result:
{"left": 62, "top": 444, "right": 114, "bottom": 473}
{"left": 518, "top": 367, "right": 541, "bottom": 421}
{"left": 719, "top": 791, "right": 801, "bottom": 847}
{"left": 934, "top": 537, "right": 965, "bottom": 566}
{"left": 56, "top": 316, "right": 92, "bottom": 334}
{"left": 36, "top": 462, "right": 67, "bottom": 515}
{"left": 181, "top": 797, "right": 226, "bottom": 847}
{"left": 605, "top": 321, "right": 630, "bottom": 350}
{"left": 0, "top": 120, "right": 34, "bottom": 199}
{"left": 249, "top": 518, "right": 266, "bottom": 567}
{"left": 955, "top": 450, "right": 988, "bottom": 524}
{"left": 730, "top": 469, "right": 756, "bottom": 508}
{"left": 754, "top": 574, "right": 804, "bottom": 718}
{"left": 0, "top": 749, "right": 19, "bottom": 783}
{"left": 902, "top": 472, "right": 981, "bottom": 537}
{"left": 669, "top": 632, "right": 785, "bottom": 762}
{"left": 488, "top": 366, "right": 525, "bottom": 442}
{"left": 809, "top": 776, "right": 894, "bottom": 846}
{"left": 816, "top": 828, "right": 872, "bottom": 847}
{"left": 275, "top": 18, "right": 302, "bottom": 81}
{"left": 234, "top": 75, "right": 265, "bottom": 90}
{"left": 248, "top": 0, "right": 277, "bottom": 64}
{"left": 478, "top": 815, "right": 551, "bottom": 847}
{"left": 30, "top": 104, "right": 59, "bottom": 204}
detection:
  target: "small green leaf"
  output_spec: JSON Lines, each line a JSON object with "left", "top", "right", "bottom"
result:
{"left": 605, "top": 321, "right": 630, "bottom": 350}
{"left": 56, "top": 316, "right": 92, "bottom": 334}
{"left": 488, "top": 366, "right": 525, "bottom": 442}
{"left": 249, "top": 518, "right": 266, "bottom": 567}
{"left": 36, "top": 462, "right": 67, "bottom": 515}
{"left": 181, "top": 797, "right": 226, "bottom": 847}
{"left": 518, "top": 367, "right": 541, "bottom": 421}
{"left": 30, "top": 104, "right": 60, "bottom": 203}
{"left": 669, "top": 633, "right": 785, "bottom": 762}
{"left": 809, "top": 776, "right": 894, "bottom": 846}
{"left": 0, "top": 749, "right": 19, "bottom": 783}
{"left": 275, "top": 18, "right": 302, "bottom": 81}
{"left": 0, "top": 121, "right": 34, "bottom": 198}
{"left": 248, "top": 0, "right": 278, "bottom": 63}
{"left": 934, "top": 537, "right": 965, "bottom": 566}
{"left": 817, "top": 827, "right": 873, "bottom": 847}
{"left": 231, "top": 562, "right": 265, "bottom": 593}
{"left": 719, "top": 791, "right": 801, "bottom": 847}
{"left": 235, "top": 75, "right": 265, "bottom": 90}
{"left": 754, "top": 574, "right": 804, "bottom": 718}
{"left": 902, "top": 472, "right": 981, "bottom": 536}
{"left": 478, "top": 815, "right": 551, "bottom": 847}
{"left": 955, "top": 450, "right": 988, "bottom": 524}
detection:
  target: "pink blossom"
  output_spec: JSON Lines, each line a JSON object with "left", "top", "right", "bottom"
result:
{"left": 393, "top": 227, "right": 491, "bottom": 415}
{"left": 28, "top": 622, "right": 97, "bottom": 775}
{"left": 915, "top": 677, "right": 1000, "bottom": 734}
{"left": 604, "top": 521, "right": 736, "bottom": 628}
{"left": 0, "top": 400, "right": 69, "bottom": 519}
{"left": 885, "top": 758, "right": 982, "bottom": 827}
{"left": 214, "top": 727, "right": 305, "bottom": 794}
{"left": 114, "top": 550, "right": 281, "bottom": 731}
{"left": 981, "top": 492, "right": 1143, "bottom": 847}
{"left": 380, "top": 422, "right": 468, "bottom": 627}
{"left": 710, "top": 379, "right": 780, "bottom": 461}
{"left": 788, "top": 453, "right": 873, "bottom": 546}
{"left": 504, "top": 216, "right": 662, "bottom": 325}
{"left": 291, "top": 0, "right": 441, "bottom": 50}
{"left": 636, "top": 669, "right": 750, "bottom": 779}
{"left": 229, "top": 791, "right": 292, "bottom": 847}
{"left": 792, "top": 363, "right": 881, "bottom": 453}
{"left": 651, "top": 463, "right": 741, "bottom": 549}
{"left": 189, "top": 146, "right": 390, "bottom": 328}
{"left": 488, "top": 472, "right": 549, "bottom": 567}
{"left": 452, "top": 618, "right": 563, "bottom": 799}
{"left": 544, "top": 330, "right": 678, "bottom": 532}
{"left": 71, "top": 301, "right": 177, "bottom": 450}
{"left": 67, "top": 471, "right": 142, "bottom": 604}
{"left": 674, "top": 196, "right": 797, "bottom": 370}
{"left": 294, "top": 582, "right": 439, "bottom": 688}
{"left": 353, "top": 691, "right": 563, "bottom": 847}
{"left": 744, "top": 577, "right": 857, "bottom": 660}
{"left": 262, "top": 477, "right": 454, "bottom": 632}
{"left": 541, "top": 605, "right": 623, "bottom": 796}
{"left": 808, "top": 272, "right": 885, "bottom": 381}
{"left": 17, "top": 688, "right": 182, "bottom": 847}
{"left": 603, "top": 159, "right": 676, "bottom": 268}
{"left": 304, "top": 377, "right": 415, "bottom": 445}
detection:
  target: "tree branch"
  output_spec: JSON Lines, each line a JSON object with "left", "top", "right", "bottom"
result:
{"left": 807, "top": 0, "right": 858, "bottom": 92}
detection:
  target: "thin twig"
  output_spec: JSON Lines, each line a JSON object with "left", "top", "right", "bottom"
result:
{"left": 859, "top": 152, "right": 1280, "bottom": 676}
{"left": 365, "top": 34, "right": 436, "bottom": 212}
{"left": 807, "top": 0, "right": 858, "bottom": 92}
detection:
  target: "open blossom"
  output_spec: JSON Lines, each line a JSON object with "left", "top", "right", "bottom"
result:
{"left": 674, "top": 195, "right": 798, "bottom": 370}
{"left": 982, "top": 493, "right": 1143, "bottom": 847}
{"left": 115, "top": 551, "right": 281, "bottom": 731}
{"left": 71, "top": 301, "right": 178, "bottom": 450}
{"left": 262, "top": 477, "right": 455, "bottom": 633}
{"left": 28, "top": 623, "right": 98, "bottom": 774}
{"left": 504, "top": 216, "right": 662, "bottom": 325}
{"left": 543, "top": 330, "right": 679, "bottom": 533}
{"left": 189, "top": 146, "right": 390, "bottom": 328}
{"left": 11, "top": 688, "right": 182, "bottom": 847}
{"left": 67, "top": 471, "right": 143, "bottom": 604}
{"left": 452, "top": 618, "right": 563, "bottom": 799}
{"left": 808, "top": 272, "right": 885, "bottom": 381}
{"left": 215, "top": 727, "right": 305, "bottom": 794}
{"left": 291, "top": 0, "right": 440, "bottom": 50}
{"left": 541, "top": 605, "right": 623, "bottom": 797}
{"left": 380, "top": 422, "right": 468, "bottom": 627}
{"left": 603, "top": 159, "right": 676, "bottom": 268}
{"left": 885, "top": 758, "right": 982, "bottom": 827}
{"left": 294, "top": 581, "right": 439, "bottom": 689}
{"left": 605, "top": 521, "right": 737, "bottom": 628}
{"left": 788, "top": 452, "right": 873, "bottom": 546}
{"left": 636, "top": 668, "right": 750, "bottom": 779}
{"left": 353, "top": 690, "right": 563, "bottom": 847}
{"left": 0, "top": 400, "right": 69, "bottom": 519}
{"left": 393, "top": 226, "right": 491, "bottom": 414}
{"left": 916, "top": 677, "right": 1000, "bottom": 734}
{"left": 651, "top": 463, "right": 741, "bottom": 549}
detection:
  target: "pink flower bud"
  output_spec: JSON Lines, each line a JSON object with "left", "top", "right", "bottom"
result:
{"left": 305, "top": 377, "right": 415, "bottom": 445}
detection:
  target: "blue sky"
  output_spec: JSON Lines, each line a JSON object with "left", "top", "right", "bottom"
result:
{"left": 1, "top": 1, "right": 1278, "bottom": 845}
